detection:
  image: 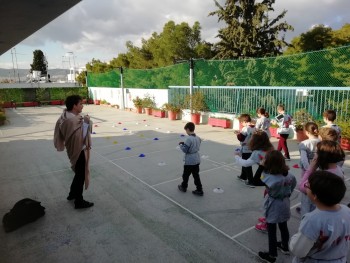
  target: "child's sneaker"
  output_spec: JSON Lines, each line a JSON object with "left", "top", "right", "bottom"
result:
{"left": 284, "top": 155, "right": 291, "bottom": 161}
{"left": 245, "top": 181, "right": 255, "bottom": 188}
{"left": 258, "top": 252, "right": 276, "bottom": 263}
{"left": 276, "top": 242, "right": 290, "bottom": 255}
{"left": 178, "top": 185, "right": 186, "bottom": 192}
{"left": 192, "top": 189, "right": 204, "bottom": 196}
{"left": 255, "top": 222, "right": 267, "bottom": 233}
{"left": 258, "top": 217, "right": 266, "bottom": 223}
{"left": 237, "top": 175, "right": 246, "bottom": 182}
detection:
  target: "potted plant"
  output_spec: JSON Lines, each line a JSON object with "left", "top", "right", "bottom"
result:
{"left": 269, "top": 121, "right": 280, "bottom": 138}
{"left": 94, "top": 99, "right": 101, "bottom": 105}
{"left": 132, "top": 96, "right": 143, "bottom": 114}
{"left": 293, "top": 109, "right": 314, "bottom": 142}
{"left": 184, "top": 91, "right": 209, "bottom": 125}
{"left": 208, "top": 116, "right": 231, "bottom": 129}
{"left": 163, "top": 103, "right": 181, "bottom": 120}
{"left": 338, "top": 120, "right": 350, "bottom": 150}
{"left": 152, "top": 108, "right": 166, "bottom": 118}
{"left": 141, "top": 94, "right": 156, "bottom": 115}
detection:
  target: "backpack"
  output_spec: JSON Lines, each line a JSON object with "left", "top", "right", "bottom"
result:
{"left": 2, "top": 198, "right": 45, "bottom": 232}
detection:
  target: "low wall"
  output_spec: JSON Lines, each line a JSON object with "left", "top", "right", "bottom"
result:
{"left": 88, "top": 87, "right": 168, "bottom": 109}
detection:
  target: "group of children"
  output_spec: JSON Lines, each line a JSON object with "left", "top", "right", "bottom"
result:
{"left": 177, "top": 106, "right": 350, "bottom": 263}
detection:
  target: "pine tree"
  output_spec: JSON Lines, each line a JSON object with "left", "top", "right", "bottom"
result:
{"left": 30, "top": 50, "right": 47, "bottom": 75}
{"left": 209, "top": 0, "right": 293, "bottom": 59}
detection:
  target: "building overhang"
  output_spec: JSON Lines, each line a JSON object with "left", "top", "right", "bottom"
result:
{"left": 0, "top": 0, "right": 82, "bottom": 55}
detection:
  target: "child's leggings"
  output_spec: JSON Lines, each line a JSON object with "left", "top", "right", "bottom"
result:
{"left": 267, "top": 221, "right": 289, "bottom": 257}
{"left": 277, "top": 134, "right": 290, "bottom": 158}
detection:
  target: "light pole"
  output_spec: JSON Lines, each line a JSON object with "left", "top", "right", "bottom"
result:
{"left": 117, "top": 67, "right": 125, "bottom": 110}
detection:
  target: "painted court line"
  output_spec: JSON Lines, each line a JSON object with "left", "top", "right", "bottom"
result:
{"left": 231, "top": 202, "right": 302, "bottom": 239}
{"left": 91, "top": 150, "right": 259, "bottom": 258}
{"left": 93, "top": 133, "right": 180, "bottom": 150}
{"left": 152, "top": 161, "right": 238, "bottom": 187}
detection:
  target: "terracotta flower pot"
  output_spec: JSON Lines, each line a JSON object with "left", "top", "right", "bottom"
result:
{"left": 296, "top": 130, "right": 308, "bottom": 142}
{"left": 94, "top": 100, "right": 100, "bottom": 105}
{"left": 191, "top": 113, "right": 201, "bottom": 125}
{"left": 145, "top": 108, "right": 152, "bottom": 115}
{"left": 136, "top": 106, "right": 143, "bottom": 114}
{"left": 168, "top": 111, "right": 178, "bottom": 120}
{"left": 340, "top": 138, "right": 350, "bottom": 150}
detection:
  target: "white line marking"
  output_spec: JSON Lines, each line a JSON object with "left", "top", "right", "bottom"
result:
{"left": 231, "top": 201, "right": 302, "bottom": 239}
{"left": 152, "top": 177, "right": 181, "bottom": 187}
{"left": 91, "top": 149, "right": 259, "bottom": 257}
{"left": 152, "top": 162, "right": 240, "bottom": 187}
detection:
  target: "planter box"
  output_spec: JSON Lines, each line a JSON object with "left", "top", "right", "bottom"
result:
{"left": 2, "top": 102, "right": 13, "bottom": 108}
{"left": 23, "top": 102, "right": 38, "bottom": 107}
{"left": 208, "top": 117, "right": 231, "bottom": 128}
{"left": 83, "top": 99, "right": 94, "bottom": 104}
{"left": 269, "top": 127, "right": 280, "bottom": 138}
{"left": 51, "top": 100, "right": 64, "bottom": 105}
{"left": 153, "top": 110, "right": 166, "bottom": 118}
{"left": 341, "top": 138, "right": 350, "bottom": 151}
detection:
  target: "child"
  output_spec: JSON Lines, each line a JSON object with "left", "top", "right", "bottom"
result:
{"left": 255, "top": 107, "right": 271, "bottom": 138}
{"left": 276, "top": 104, "right": 292, "bottom": 160}
{"left": 318, "top": 126, "right": 339, "bottom": 142}
{"left": 235, "top": 130, "right": 274, "bottom": 187}
{"left": 299, "top": 140, "right": 345, "bottom": 216}
{"left": 177, "top": 122, "right": 203, "bottom": 196}
{"left": 323, "top": 109, "right": 341, "bottom": 141}
{"left": 299, "top": 122, "right": 320, "bottom": 173}
{"left": 297, "top": 122, "right": 320, "bottom": 214}
{"left": 258, "top": 150, "right": 296, "bottom": 263}
{"left": 290, "top": 171, "right": 350, "bottom": 263}
{"left": 235, "top": 114, "right": 256, "bottom": 185}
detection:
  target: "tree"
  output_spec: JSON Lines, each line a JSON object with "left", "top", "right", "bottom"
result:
{"left": 86, "top": 58, "right": 110, "bottom": 73}
{"left": 109, "top": 20, "right": 214, "bottom": 69}
{"left": 209, "top": 0, "right": 293, "bottom": 59}
{"left": 30, "top": 50, "right": 47, "bottom": 75}
{"left": 76, "top": 71, "right": 87, "bottom": 86}
{"left": 285, "top": 24, "right": 350, "bottom": 54}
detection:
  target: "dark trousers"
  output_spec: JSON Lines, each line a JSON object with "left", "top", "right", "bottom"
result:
{"left": 181, "top": 164, "right": 202, "bottom": 191}
{"left": 277, "top": 134, "right": 290, "bottom": 158}
{"left": 240, "top": 152, "right": 253, "bottom": 182}
{"left": 252, "top": 165, "right": 265, "bottom": 186}
{"left": 267, "top": 222, "right": 289, "bottom": 257}
{"left": 69, "top": 150, "right": 85, "bottom": 203}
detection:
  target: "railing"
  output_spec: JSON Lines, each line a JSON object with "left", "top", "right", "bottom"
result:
{"left": 169, "top": 86, "right": 350, "bottom": 121}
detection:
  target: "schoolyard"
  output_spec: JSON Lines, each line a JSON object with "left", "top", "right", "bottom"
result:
{"left": 0, "top": 105, "right": 349, "bottom": 263}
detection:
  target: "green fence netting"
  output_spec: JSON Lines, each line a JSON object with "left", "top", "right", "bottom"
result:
{"left": 87, "top": 45, "right": 350, "bottom": 88}
{"left": 124, "top": 63, "right": 189, "bottom": 88}
{"left": 168, "top": 86, "right": 350, "bottom": 121}
{"left": 87, "top": 70, "right": 121, "bottom": 87}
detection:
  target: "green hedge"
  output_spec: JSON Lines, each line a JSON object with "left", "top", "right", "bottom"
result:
{"left": 0, "top": 87, "right": 88, "bottom": 102}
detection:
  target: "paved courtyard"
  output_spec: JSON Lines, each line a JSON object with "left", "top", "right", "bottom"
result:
{"left": 0, "top": 105, "right": 349, "bottom": 263}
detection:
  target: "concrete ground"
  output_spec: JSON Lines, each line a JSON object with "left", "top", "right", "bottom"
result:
{"left": 0, "top": 105, "right": 349, "bottom": 263}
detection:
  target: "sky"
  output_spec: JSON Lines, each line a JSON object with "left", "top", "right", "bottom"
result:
{"left": 0, "top": 0, "right": 349, "bottom": 70}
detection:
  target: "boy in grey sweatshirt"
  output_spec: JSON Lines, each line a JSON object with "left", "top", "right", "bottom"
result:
{"left": 178, "top": 122, "right": 203, "bottom": 196}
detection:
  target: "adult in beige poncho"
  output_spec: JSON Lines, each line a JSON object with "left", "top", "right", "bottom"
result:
{"left": 54, "top": 95, "right": 94, "bottom": 209}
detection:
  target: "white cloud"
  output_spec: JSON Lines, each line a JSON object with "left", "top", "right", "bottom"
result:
{"left": 1, "top": 0, "right": 350, "bottom": 69}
